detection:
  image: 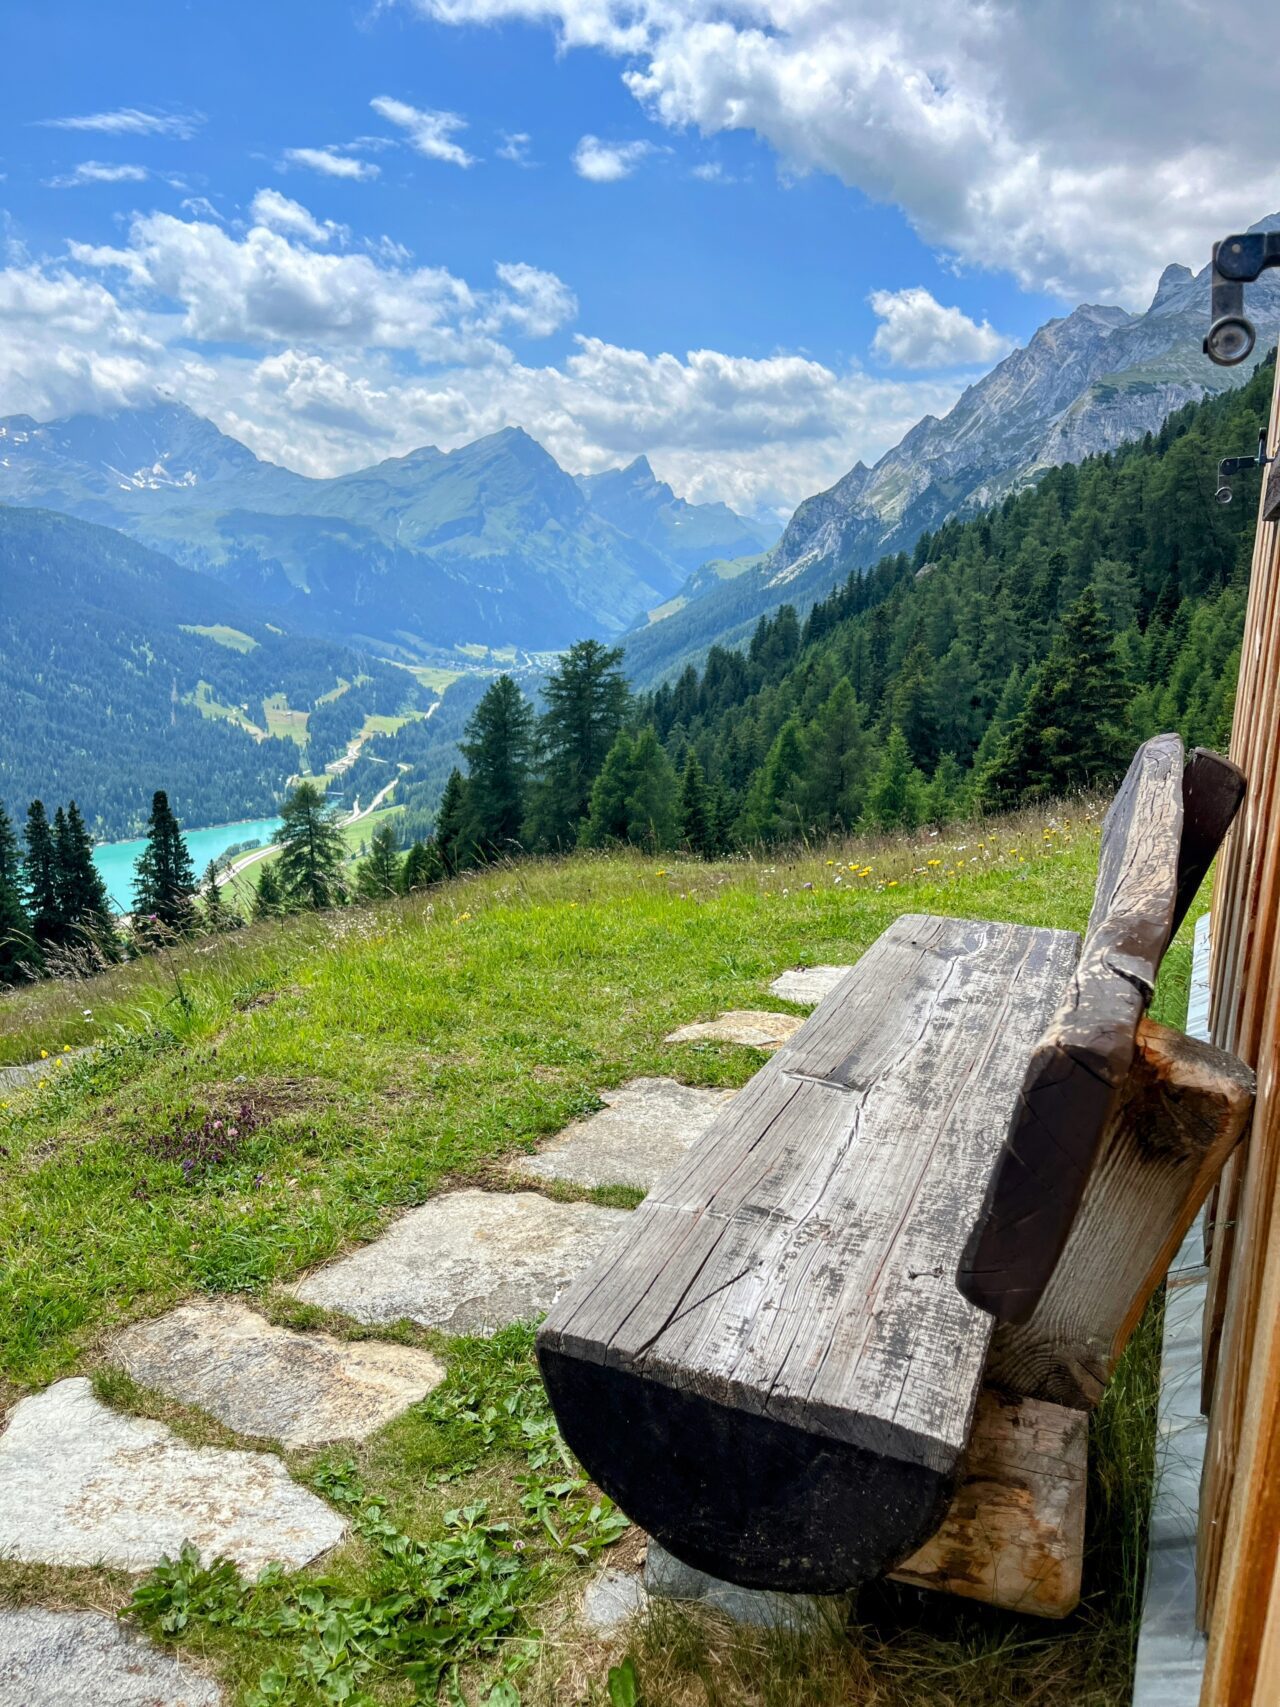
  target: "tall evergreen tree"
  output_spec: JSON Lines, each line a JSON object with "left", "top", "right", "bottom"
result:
{"left": 254, "top": 862, "right": 285, "bottom": 919}
{"left": 801, "top": 679, "right": 872, "bottom": 830}
{"left": 525, "top": 640, "right": 629, "bottom": 848}
{"left": 866, "top": 727, "right": 925, "bottom": 832}
{"left": 133, "top": 790, "right": 198, "bottom": 933}
{"left": 277, "top": 781, "right": 347, "bottom": 910}
{"left": 401, "top": 839, "right": 443, "bottom": 893}
{"left": 459, "top": 676, "right": 534, "bottom": 858}
{"left": 679, "top": 751, "right": 714, "bottom": 857}
{"left": 23, "top": 801, "right": 62, "bottom": 947}
{"left": 54, "top": 802, "right": 114, "bottom": 947}
{"left": 581, "top": 727, "right": 678, "bottom": 850}
{"left": 0, "top": 805, "right": 36, "bottom": 985}
{"left": 739, "top": 718, "right": 807, "bottom": 843}
{"left": 201, "top": 859, "right": 227, "bottom": 931}
{"left": 434, "top": 769, "right": 471, "bottom": 875}
{"left": 357, "top": 821, "right": 403, "bottom": 899}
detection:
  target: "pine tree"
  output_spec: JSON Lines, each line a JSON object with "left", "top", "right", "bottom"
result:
{"left": 866, "top": 727, "right": 925, "bottom": 831}
{"left": 679, "top": 751, "right": 713, "bottom": 857}
{"left": 981, "top": 588, "right": 1130, "bottom": 805}
{"left": 55, "top": 802, "right": 115, "bottom": 948}
{"left": 357, "top": 821, "right": 403, "bottom": 899}
{"left": 801, "top": 679, "right": 871, "bottom": 831}
{"left": 581, "top": 733, "right": 634, "bottom": 847}
{"left": 581, "top": 727, "right": 678, "bottom": 850}
{"left": 254, "top": 862, "right": 285, "bottom": 919}
{"left": 277, "top": 781, "right": 347, "bottom": 910}
{"left": 201, "top": 859, "right": 227, "bottom": 931}
{"left": 525, "top": 640, "right": 629, "bottom": 848}
{"left": 739, "top": 718, "right": 807, "bottom": 843}
{"left": 0, "top": 805, "right": 36, "bottom": 985}
{"left": 133, "top": 790, "right": 198, "bottom": 934}
{"left": 24, "top": 801, "right": 62, "bottom": 947}
{"left": 434, "top": 769, "right": 471, "bottom": 875}
{"left": 401, "top": 839, "right": 443, "bottom": 893}
{"left": 459, "top": 676, "right": 534, "bottom": 859}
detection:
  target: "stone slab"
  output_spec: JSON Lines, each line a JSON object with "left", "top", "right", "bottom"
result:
{"left": 0, "top": 1378, "right": 345, "bottom": 1575}
{"left": 663, "top": 1012, "right": 803, "bottom": 1052}
{"left": 0, "top": 1606, "right": 222, "bottom": 1706}
{"left": 514, "top": 1079, "right": 736, "bottom": 1191}
{"left": 644, "top": 1541, "right": 842, "bottom": 1630}
{"left": 582, "top": 1567, "right": 648, "bottom": 1633}
{"left": 112, "top": 1299, "right": 445, "bottom": 1448}
{"left": 767, "top": 965, "right": 854, "bottom": 1006}
{"left": 291, "top": 1189, "right": 630, "bottom": 1335}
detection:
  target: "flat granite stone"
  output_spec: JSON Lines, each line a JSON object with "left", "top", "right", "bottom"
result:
{"left": 0, "top": 1378, "right": 345, "bottom": 1575}
{"left": 514, "top": 1078, "right": 737, "bottom": 1191}
{"left": 112, "top": 1299, "right": 445, "bottom": 1448}
{"left": 0, "top": 1606, "right": 222, "bottom": 1706}
{"left": 291, "top": 1190, "right": 630, "bottom": 1335}
{"left": 664, "top": 1011, "right": 804, "bottom": 1052}
{"left": 768, "top": 965, "right": 855, "bottom": 1006}
{"left": 581, "top": 1567, "right": 648, "bottom": 1632}
{"left": 644, "top": 1541, "right": 841, "bottom": 1630}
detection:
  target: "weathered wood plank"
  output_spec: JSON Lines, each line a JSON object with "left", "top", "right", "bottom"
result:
{"left": 1174, "top": 750, "right": 1246, "bottom": 941}
{"left": 539, "top": 914, "right": 1079, "bottom": 1591}
{"left": 889, "top": 1387, "right": 1087, "bottom": 1619}
{"left": 984, "top": 1019, "right": 1254, "bottom": 1408}
{"left": 957, "top": 734, "right": 1186, "bottom": 1325}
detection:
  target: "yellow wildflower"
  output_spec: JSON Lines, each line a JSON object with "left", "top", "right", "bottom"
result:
{"left": 40, "top": 1050, "right": 48, "bottom": 1060}
{"left": 926, "top": 858, "right": 941, "bottom": 867}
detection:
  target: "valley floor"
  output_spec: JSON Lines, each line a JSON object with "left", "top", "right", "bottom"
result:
{"left": 0, "top": 811, "right": 1187, "bottom": 1705}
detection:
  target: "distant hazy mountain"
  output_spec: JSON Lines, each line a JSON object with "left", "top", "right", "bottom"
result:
{"left": 624, "top": 216, "right": 1280, "bottom": 686}
{"left": 0, "top": 406, "right": 765, "bottom": 655}
{"left": 0, "top": 503, "right": 423, "bottom": 838}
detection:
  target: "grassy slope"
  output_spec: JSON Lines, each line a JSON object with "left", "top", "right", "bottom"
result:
{"left": 0, "top": 806, "right": 1191, "bottom": 1704}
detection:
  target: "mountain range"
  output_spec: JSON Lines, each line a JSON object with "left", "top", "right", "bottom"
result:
{"left": 0, "top": 407, "right": 773, "bottom": 658}
{"left": 621, "top": 216, "right": 1280, "bottom": 685}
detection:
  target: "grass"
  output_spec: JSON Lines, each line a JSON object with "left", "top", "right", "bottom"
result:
{"left": 263, "top": 693, "right": 311, "bottom": 747}
{"left": 394, "top": 662, "right": 464, "bottom": 693}
{"left": 188, "top": 681, "right": 266, "bottom": 737}
{"left": 0, "top": 802, "right": 1189, "bottom": 1703}
{"left": 181, "top": 624, "right": 260, "bottom": 654}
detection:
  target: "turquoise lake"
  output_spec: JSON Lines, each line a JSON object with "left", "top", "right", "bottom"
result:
{"left": 93, "top": 818, "right": 282, "bottom": 913}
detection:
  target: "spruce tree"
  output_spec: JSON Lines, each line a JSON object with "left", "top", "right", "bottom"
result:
{"left": 401, "top": 839, "right": 443, "bottom": 893}
{"left": 866, "top": 727, "right": 925, "bottom": 831}
{"left": 24, "top": 801, "right": 62, "bottom": 947}
{"left": 55, "top": 802, "right": 114, "bottom": 948}
{"left": 525, "top": 640, "right": 629, "bottom": 848}
{"left": 739, "top": 718, "right": 807, "bottom": 844}
{"left": 580, "top": 732, "right": 634, "bottom": 847}
{"left": 357, "top": 821, "right": 403, "bottom": 899}
{"left": 434, "top": 769, "right": 471, "bottom": 875}
{"left": 459, "top": 676, "right": 534, "bottom": 858}
{"left": 0, "top": 805, "right": 36, "bottom": 985}
{"left": 801, "top": 679, "right": 871, "bottom": 831}
{"left": 624, "top": 727, "right": 679, "bottom": 851}
{"left": 679, "top": 751, "right": 713, "bottom": 857}
{"left": 277, "top": 781, "right": 347, "bottom": 910}
{"left": 133, "top": 791, "right": 198, "bottom": 934}
{"left": 201, "top": 860, "right": 226, "bottom": 931}
{"left": 254, "top": 862, "right": 285, "bottom": 919}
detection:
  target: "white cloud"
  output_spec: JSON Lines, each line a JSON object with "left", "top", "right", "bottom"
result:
{"left": 869, "top": 287, "right": 1015, "bottom": 369}
{"left": 572, "top": 135, "right": 654, "bottom": 183}
{"left": 282, "top": 146, "right": 380, "bottom": 181}
{"left": 404, "top": 0, "right": 1280, "bottom": 305}
{"left": 46, "top": 161, "right": 151, "bottom": 189}
{"left": 488, "top": 261, "right": 577, "bottom": 336}
{"left": 38, "top": 107, "right": 202, "bottom": 139}
{"left": 250, "top": 189, "right": 343, "bottom": 246}
{"left": 497, "top": 131, "right": 533, "bottom": 165}
{"left": 370, "top": 97, "right": 475, "bottom": 167}
{"left": 691, "top": 160, "right": 733, "bottom": 184}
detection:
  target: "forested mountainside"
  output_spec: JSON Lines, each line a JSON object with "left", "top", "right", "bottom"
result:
{"left": 0, "top": 506, "right": 428, "bottom": 838}
{"left": 623, "top": 218, "right": 1280, "bottom": 689}
{"left": 632, "top": 358, "right": 1271, "bottom": 840}
{"left": 0, "top": 405, "right": 768, "bottom": 654}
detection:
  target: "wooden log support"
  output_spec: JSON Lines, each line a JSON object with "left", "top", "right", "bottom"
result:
{"left": 985, "top": 1019, "right": 1254, "bottom": 1408}
{"left": 538, "top": 914, "right": 1079, "bottom": 1593}
{"left": 890, "top": 1387, "right": 1088, "bottom": 1619}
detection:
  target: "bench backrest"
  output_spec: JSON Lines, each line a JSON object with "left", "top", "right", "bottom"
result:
{"left": 957, "top": 735, "right": 1244, "bottom": 1325}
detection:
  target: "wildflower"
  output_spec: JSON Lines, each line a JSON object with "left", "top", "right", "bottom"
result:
{"left": 38, "top": 1079, "right": 48, "bottom": 1089}
{"left": 63, "top": 1045, "right": 71, "bottom": 1053}
{"left": 825, "top": 859, "right": 834, "bottom": 866}
{"left": 655, "top": 869, "right": 667, "bottom": 877}
{"left": 926, "top": 859, "right": 942, "bottom": 868}
{"left": 40, "top": 1050, "right": 48, "bottom": 1060}
{"left": 887, "top": 880, "right": 899, "bottom": 888}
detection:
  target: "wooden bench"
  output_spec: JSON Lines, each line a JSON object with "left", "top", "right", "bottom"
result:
{"left": 538, "top": 735, "right": 1253, "bottom": 1614}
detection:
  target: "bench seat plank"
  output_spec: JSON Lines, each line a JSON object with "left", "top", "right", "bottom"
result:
{"left": 540, "top": 913, "right": 1080, "bottom": 1590}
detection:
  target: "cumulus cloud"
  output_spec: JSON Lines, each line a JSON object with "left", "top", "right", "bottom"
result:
{"left": 869, "top": 287, "right": 1015, "bottom": 369}
{"left": 46, "top": 161, "right": 151, "bottom": 189}
{"left": 37, "top": 107, "right": 202, "bottom": 139}
{"left": 403, "top": 0, "right": 1280, "bottom": 304}
{"left": 282, "top": 146, "right": 380, "bottom": 181}
{"left": 497, "top": 131, "right": 533, "bottom": 165}
{"left": 370, "top": 97, "right": 475, "bottom": 167}
{"left": 572, "top": 135, "right": 654, "bottom": 182}
{"left": 249, "top": 189, "right": 344, "bottom": 246}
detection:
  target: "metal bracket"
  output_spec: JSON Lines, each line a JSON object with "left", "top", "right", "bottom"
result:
{"left": 1216, "top": 429, "right": 1273, "bottom": 505}
{"left": 1205, "top": 231, "right": 1280, "bottom": 365}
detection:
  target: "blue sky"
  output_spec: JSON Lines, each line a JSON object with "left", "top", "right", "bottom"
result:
{"left": 2, "top": 0, "right": 1278, "bottom": 516}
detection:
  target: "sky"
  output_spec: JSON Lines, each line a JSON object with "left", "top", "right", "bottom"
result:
{"left": 2, "top": 0, "right": 1279, "bottom": 520}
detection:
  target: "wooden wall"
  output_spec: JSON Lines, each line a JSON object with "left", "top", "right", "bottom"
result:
{"left": 1197, "top": 348, "right": 1280, "bottom": 1706}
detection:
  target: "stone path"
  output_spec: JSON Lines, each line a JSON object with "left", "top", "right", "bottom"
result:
{"left": 513, "top": 1078, "right": 737, "bottom": 1190}
{"left": 768, "top": 965, "right": 854, "bottom": 1006}
{"left": 112, "top": 1299, "right": 445, "bottom": 1448}
{"left": 0, "top": 1379, "right": 344, "bottom": 1573}
{"left": 0, "top": 1608, "right": 222, "bottom": 1706}
{"left": 664, "top": 1011, "right": 804, "bottom": 1051}
{"left": 291, "top": 1189, "right": 629, "bottom": 1334}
